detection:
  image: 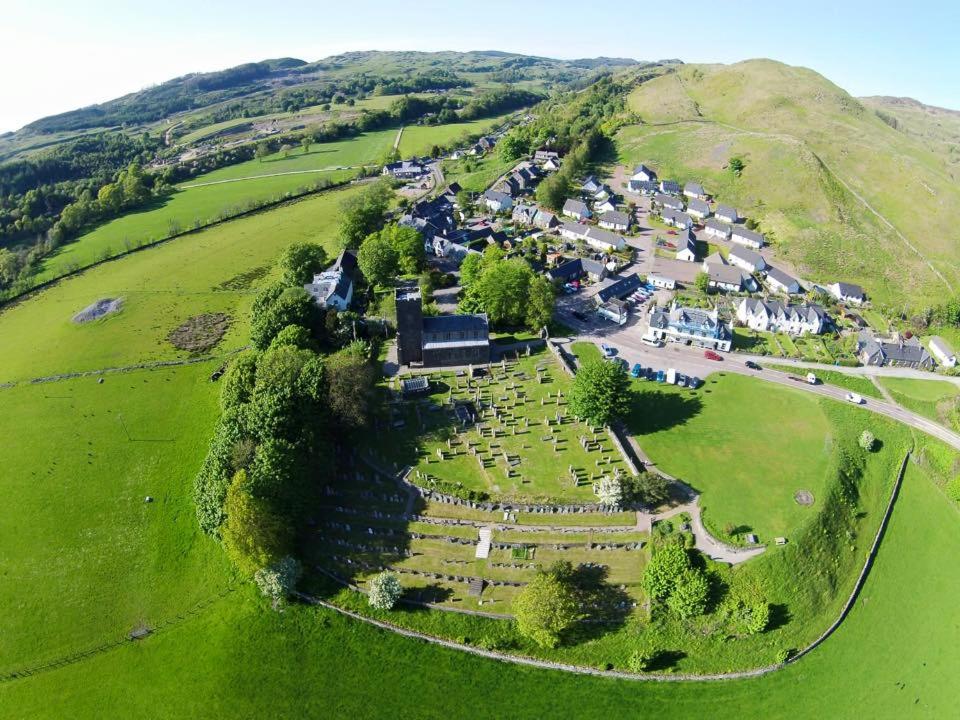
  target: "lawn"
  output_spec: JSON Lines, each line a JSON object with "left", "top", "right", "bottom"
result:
{"left": 441, "top": 152, "right": 516, "bottom": 193}
{"left": 0, "top": 185, "right": 361, "bottom": 384}
{"left": 878, "top": 376, "right": 960, "bottom": 430}
{"left": 626, "top": 373, "right": 833, "bottom": 542}
{"left": 397, "top": 113, "right": 513, "bottom": 157}
{"left": 764, "top": 364, "right": 884, "bottom": 399}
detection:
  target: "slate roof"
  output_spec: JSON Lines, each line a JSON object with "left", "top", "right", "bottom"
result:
{"left": 684, "top": 181, "right": 706, "bottom": 196}
{"left": 632, "top": 164, "right": 656, "bottom": 179}
{"left": 547, "top": 257, "right": 606, "bottom": 282}
{"left": 707, "top": 264, "right": 750, "bottom": 288}
{"left": 687, "top": 198, "right": 711, "bottom": 216}
{"left": 716, "top": 205, "right": 739, "bottom": 221}
{"left": 832, "top": 282, "right": 865, "bottom": 300}
{"left": 704, "top": 218, "right": 731, "bottom": 235}
{"left": 731, "top": 227, "right": 766, "bottom": 246}
{"left": 740, "top": 299, "right": 826, "bottom": 325}
{"left": 729, "top": 246, "right": 765, "bottom": 269}
{"left": 563, "top": 198, "right": 591, "bottom": 216}
{"left": 659, "top": 180, "right": 681, "bottom": 194}
{"left": 581, "top": 176, "right": 602, "bottom": 194}
{"left": 585, "top": 226, "right": 625, "bottom": 249}
{"left": 662, "top": 208, "right": 693, "bottom": 227}
{"left": 654, "top": 193, "right": 684, "bottom": 210}
{"left": 483, "top": 189, "right": 512, "bottom": 205}
{"left": 599, "top": 210, "right": 629, "bottom": 227}
{"left": 596, "top": 274, "right": 642, "bottom": 303}
{"left": 857, "top": 331, "right": 933, "bottom": 367}
{"left": 766, "top": 266, "right": 800, "bottom": 291}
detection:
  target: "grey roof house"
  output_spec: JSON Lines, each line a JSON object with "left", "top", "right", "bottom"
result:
{"left": 857, "top": 331, "right": 934, "bottom": 369}
{"left": 304, "top": 250, "right": 357, "bottom": 311}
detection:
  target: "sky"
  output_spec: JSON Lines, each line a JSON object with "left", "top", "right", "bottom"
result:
{"left": 1, "top": 0, "right": 958, "bottom": 134}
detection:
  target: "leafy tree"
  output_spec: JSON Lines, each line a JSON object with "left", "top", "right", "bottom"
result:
{"left": 357, "top": 232, "right": 399, "bottom": 286}
{"left": 269, "top": 324, "right": 316, "bottom": 351}
{"left": 279, "top": 242, "right": 327, "bottom": 286}
{"left": 622, "top": 472, "right": 671, "bottom": 508}
{"left": 568, "top": 359, "right": 630, "bottom": 427}
{"left": 220, "top": 471, "right": 292, "bottom": 576}
{"left": 254, "top": 555, "right": 302, "bottom": 608}
{"left": 459, "top": 253, "right": 483, "bottom": 287}
{"left": 513, "top": 562, "right": 582, "bottom": 648}
{"left": 694, "top": 271, "right": 710, "bottom": 294}
{"left": 498, "top": 132, "right": 528, "bottom": 161}
{"left": 859, "top": 430, "right": 876, "bottom": 451}
{"left": 250, "top": 286, "right": 317, "bottom": 350}
{"left": 593, "top": 476, "right": 624, "bottom": 507}
{"left": 370, "top": 223, "right": 425, "bottom": 275}
{"left": 526, "top": 276, "right": 555, "bottom": 330}
{"left": 475, "top": 258, "right": 534, "bottom": 327}
{"left": 326, "top": 342, "right": 377, "bottom": 430}
{"left": 644, "top": 542, "right": 691, "bottom": 601}
{"left": 0, "top": 248, "right": 19, "bottom": 286}
{"left": 280, "top": 144, "right": 293, "bottom": 158}
{"left": 666, "top": 568, "right": 709, "bottom": 619}
{"left": 338, "top": 180, "right": 393, "bottom": 249}
{"left": 301, "top": 136, "right": 313, "bottom": 154}
{"left": 255, "top": 142, "right": 269, "bottom": 162}
{"left": 724, "top": 597, "right": 770, "bottom": 636}
{"left": 535, "top": 172, "right": 571, "bottom": 211}
{"left": 627, "top": 646, "right": 657, "bottom": 672}
{"left": 368, "top": 571, "right": 403, "bottom": 610}
{"left": 455, "top": 189, "right": 472, "bottom": 211}
{"left": 220, "top": 352, "right": 259, "bottom": 412}
{"left": 729, "top": 156, "right": 745, "bottom": 176}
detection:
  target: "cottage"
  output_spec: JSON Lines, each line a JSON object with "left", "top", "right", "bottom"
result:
{"left": 432, "top": 237, "right": 479, "bottom": 263}
{"left": 628, "top": 179, "right": 658, "bottom": 195}
{"left": 653, "top": 193, "right": 684, "bottom": 211}
{"left": 562, "top": 198, "right": 592, "bottom": 221}
{"left": 659, "top": 180, "right": 681, "bottom": 195}
{"left": 304, "top": 250, "right": 357, "bottom": 311}
{"left": 705, "top": 263, "right": 756, "bottom": 293}
{"left": 703, "top": 218, "right": 732, "bottom": 240}
{"left": 534, "top": 149, "right": 559, "bottom": 163}
{"left": 728, "top": 247, "right": 767, "bottom": 274}
{"left": 533, "top": 208, "right": 559, "bottom": 229}
{"left": 737, "top": 299, "right": 828, "bottom": 335}
{"left": 716, "top": 205, "right": 739, "bottom": 223}
{"left": 482, "top": 189, "right": 513, "bottom": 213}
{"left": 512, "top": 203, "right": 538, "bottom": 226}
{"left": 593, "top": 184, "right": 614, "bottom": 202}
{"left": 595, "top": 274, "right": 642, "bottom": 304}
{"left": 686, "top": 198, "right": 711, "bottom": 220}
{"left": 683, "top": 181, "right": 708, "bottom": 200}
{"left": 701, "top": 251, "right": 726, "bottom": 272}
{"left": 598, "top": 210, "right": 630, "bottom": 231}
{"left": 560, "top": 221, "right": 591, "bottom": 243}
{"left": 857, "top": 331, "right": 934, "bottom": 369}
{"left": 661, "top": 208, "right": 693, "bottom": 230}
{"left": 382, "top": 159, "right": 426, "bottom": 179}
{"left": 828, "top": 282, "right": 866, "bottom": 305}
{"left": 595, "top": 198, "right": 618, "bottom": 215}
{"left": 675, "top": 231, "right": 697, "bottom": 263}
{"left": 581, "top": 176, "right": 603, "bottom": 195}
{"left": 585, "top": 227, "right": 626, "bottom": 252}
{"left": 631, "top": 164, "right": 657, "bottom": 183}
{"left": 597, "top": 299, "right": 630, "bottom": 325}
{"left": 765, "top": 266, "right": 802, "bottom": 295}
{"left": 730, "top": 227, "right": 766, "bottom": 249}
{"left": 648, "top": 274, "right": 676, "bottom": 290}
{"left": 648, "top": 302, "right": 732, "bottom": 351}
{"left": 396, "top": 287, "right": 490, "bottom": 367}
{"left": 543, "top": 156, "right": 562, "bottom": 172}
{"left": 929, "top": 336, "right": 957, "bottom": 367}
{"left": 547, "top": 257, "right": 608, "bottom": 283}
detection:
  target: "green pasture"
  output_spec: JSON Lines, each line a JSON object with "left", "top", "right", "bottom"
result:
{"left": 397, "top": 113, "right": 513, "bottom": 157}
{"left": 879, "top": 376, "right": 960, "bottom": 429}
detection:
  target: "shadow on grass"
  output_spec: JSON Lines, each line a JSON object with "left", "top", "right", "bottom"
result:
{"left": 624, "top": 387, "right": 703, "bottom": 435}
{"left": 766, "top": 603, "right": 792, "bottom": 632}
{"left": 646, "top": 649, "right": 688, "bottom": 672}
{"left": 562, "top": 564, "right": 634, "bottom": 645}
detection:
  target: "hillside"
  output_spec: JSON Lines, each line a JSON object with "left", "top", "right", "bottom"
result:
{"left": 623, "top": 60, "right": 960, "bottom": 306}
{"left": 860, "top": 96, "right": 960, "bottom": 177}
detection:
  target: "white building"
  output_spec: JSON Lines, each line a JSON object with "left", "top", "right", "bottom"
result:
{"left": 828, "top": 282, "right": 866, "bottom": 305}
{"left": 675, "top": 232, "right": 697, "bottom": 262}
{"left": 731, "top": 227, "right": 765, "bottom": 249}
{"left": 703, "top": 218, "right": 732, "bottom": 240}
{"left": 765, "top": 266, "right": 802, "bottom": 295}
{"left": 304, "top": 250, "right": 357, "bottom": 311}
{"left": 736, "top": 299, "right": 829, "bottom": 336}
{"left": 598, "top": 210, "right": 629, "bottom": 231}
{"left": 482, "top": 189, "right": 513, "bottom": 213}
{"left": 662, "top": 208, "right": 693, "bottom": 230}
{"left": 648, "top": 302, "right": 732, "bottom": 351}
{"left": 687, "top": 198, "right": 711, "bottom": 220}
{"left": 929, "top": 336, "right": 957, "bottom": 367}
{"left": 716, "top": 205, "right": 739, "bottom": 223}
{"left": 585, "top": 227, "right": 626, "bottom": 252}
{"left": 631, "top": 164, "right": 657, "bottom": 183}
{"left": 648, "top": 274, "right": 676, "bottom": 290}
{"left": 562, "top": 198, "right": 591, "bottom": 221}
{"left": 728, "top": 247, "right": 767, "bottom": 274}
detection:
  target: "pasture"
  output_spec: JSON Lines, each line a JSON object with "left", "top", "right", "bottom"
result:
{"left": 397, "top": 113, "right": 513, "bottom": 157}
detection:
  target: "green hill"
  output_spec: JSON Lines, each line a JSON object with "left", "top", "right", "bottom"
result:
{"left": 623, "top": 60, "right": 960, "bottom": 306}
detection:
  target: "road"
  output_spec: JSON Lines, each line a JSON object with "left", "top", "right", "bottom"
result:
{"left": 553, "top": 307, "right": 960, "bottom": 452}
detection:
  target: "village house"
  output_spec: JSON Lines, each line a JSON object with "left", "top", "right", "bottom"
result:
{"left": 648, "top": 274, "right": 676, "bottom": 290}
{"left": 736, "top": 299, "right": 829, "bottom": 335}
{"left": 857, "top": 331, "right": 934, "bottom": 369}
{"left": 585, "top": 226, "right": 626, "bottom": 252}
{"left": 382, "top": 159, "right": 426, "bottom": 179}
{"left": 648, "top": 302, "right": 732, "bottom": 351}
{"left": 547, "top": 257, "right": 608, "bottom": 284}
{"left": 731, "top": 227, "right": 766, "bottom": 249}
{"left": 662, "top": 208, "right": 693, "bottom": 230}
{"left": 828, "top": 282, "right": 866, "bottom": 305}
{"left": 628, "top": 179, "right": 658, "bottom": 195}
{"left": 659, "top": 179, "right": 681, "bottom": 195}
{"left": 432, "top": 237, "right": 479, "bottom": 263}
{"left": 703, "top": 218, "right": 732, "bottom": 240}
{"left": 683, "top": 181, "right": 709, "bottom": 201}
{"left": 597, "top": 299, "right": 630, "bottom": 325}
{"left": 533, "top": 208, "right": 559, "bottom": 229}
{"left": 542, "top": 156, "right": 562, "bottom": 172}
{"left": 686, "top": 198, "right": 711, "bottom": 220}
{"left": 702, "top": 253, "right": 756, "bottom": 292}
{"left": 562, "top": 198, "right": 592, "bottom": 221}
{"left": 929, "top": 336, "right": 957, "bottom": 367}
{"left": 675, "top": 231, "right": 697, "bottom": 262}
{"left": 630, "top": 164, "right": 657, "bottom": 183}
{"left": 581, "top": 176, "right": 603, "bottom": 195}
{"left": 304, "top": 250, "right": 357, "bottom": 311}
{"left": 598, "top": 210, "right": 630, "bottom": 231}
{"left": 595, "top": 197, "right": 618, "bottom": 214}
{"left": 534, "top": 149, "right": 559, "bottom": 163}
{"left": 482, "top": 189, "right": 513, "bottom": 213}
{"left": 728, "top": 246, "right": 767, "bottom": 274}
{"left": 765, "top": 266, "right": 802, "bottom": 295}
{"left": 560, "top": 221, "right": 591, "bottom": 243}
{"left": 653, "top": 193, "right": 684, "bottom": 212}
{"left": 512, "top": 203, "right": 539, "bottom": 226}
{"left": 592, "top": 184, "right": 614, "bottom": 202}
{"left": 716, "top": 205, "right": 739, "bottom": 224}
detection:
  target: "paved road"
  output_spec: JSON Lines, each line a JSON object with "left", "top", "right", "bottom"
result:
{"left": 553, "top": 310, "right": 960, "bottom": 452}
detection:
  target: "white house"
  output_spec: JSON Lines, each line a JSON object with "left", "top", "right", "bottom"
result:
{"left": 659, "top": 180, "right": 681, "bottom": 195}
{"left": 382, "top": 160, "right": 426, "bottom": 179}
{"left": 731, "top": 227, "right": 765, "bottom": 249}
{"left": 562, "top": 198, "right": 592, "bottom": 221}
{"left": 482, "top": 189, "right": 513, "bottom": 213}
{"left": 304, "top": 250, "right": 357, "bottom": 311}
{"left": 765, "top": 266, "right": 802, "bottom": 295}
{"left": 593, "top": 184, "right": 614, "bottom": 202}
{"left": 560, "top": 221, "right": 591, "bottom": 242}
{"left": 648, "top": 302, "right": 732, "bottom": 351}
{"left": 511, "top": 203, "right": 538, "bottom": 226}
{"left": 654, "top": 193, "right": 684, "bottom": 211}
{"left": 598, "top": 210, "right": 629, "bottom": 231}
{"left": 662, "top": 208, "right": 693, "bottom": 230}
{"left": 736, "top": 299, "right": 829, "bottom": 335}
{"left": 595, "top": 198, "right": 618, "bottom": 214}
{"left": 533, "top": 209, "right": 559, "bottom": 229}
{"left": 585, "top": 227, "right": 626, "bottom": 252}
{"left": 686, "top": 198, "right": 711, "bottom": 220}
{"left": 929, "top": 336, "right": 957, "bottom": 367}
{"left": 581, "top": 176, "right": 603, "bottom": 195}
{"left": 703, "top": 218, "right": 731, "bottom": 240}
{"left": 701, "top": 251, "right": 727, "bottom": 272}
{"left": 728, "top": 247, "right": 767, "bottom": 274}
{"left": 648, "top": 274, "right": 676, "bottom": 290}
{"left": 631, "top": 164, "right": 657, "bottom": 183}
{"left": 432, "top": 237, "right": 479, "bottom": 262}
{"left": 828, "top": 282, "right": 866, "bottom": 305}
{"left": 675, "top": 231, "right": 697, "bottom": 262}
{"left": 705, "top": 262, "right": 756, "bottom": 293}
{"left": 716, "top": 205, "right": 739, "bottom": 223}
{"left": 597, "top": 299, "right": 630, "bottom": 325}
{"left": 683, "top": 181, "right": 708, "bottom": 200}
{"left": 543, "top": 156, "right": 562, "bottom": 172}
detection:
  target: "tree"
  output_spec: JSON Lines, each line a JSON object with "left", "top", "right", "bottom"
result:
{"left": 455, "top": 189, "right": 472, "bottom": 212}
{"left": 220, "top": 351, "right": 258, "bottom": 412}
{"left": 301, "top": 136, "right": 313, "bottom": 154}
{"left": 368, "top": 571, "right": 403, "bottom": 610}
{"left": 513, "top": 562, "right": 582, "bottom": 648}
{"left": 0, "top": 248, "right": 18, "bottom": 286}
{"left": 568, "top": 359, "right": 630, "bottom": 427}
{"left": 338, "top": 180, "right": 393, "bottom": 249}
{"left": 644, "top": 542, "right": 691, "bottom": 601}
{"left": 729, "top": 156, "right": 745, "bottom": 176}
{"left": 326, "top": 342, "right": 377, "bottom": 430}
{"left": 254, "top": 555, "right": 302, "bottom": 608}
{"left": 250, "top": 287, "right": 318, "bottom": 350}
{"left": 859, "top": 430, "right": 876, "bottom": 452}
{"left": 220, "top": 471, "right": 292, "bottom": 576}
{"left": 375, "top": 223, "right": 425, "bottom": 275}
{"left": 535, "top": 172, "right": 571, "bottom": 211}
{"left": 279, "top": 242, "right": 327, "bottom": 286}
{"left": 255, "top": 142, "right": 269, "bottom": 163}
{"left": 627, "top": 646, "right": 657, "bottom": 672}
{"left": 357, "top": 232, "right": 399, "bottom": 286}
{"left": 459, "top": 252, "right": 483, "bottom": 287}
{"left": 498, "top": 132, "right": 528, "bottom": 161}
{"left": 526, "top": 276, "right": 555, "bottom": 330}
{"left": 269, "top": 324, "right": 316, "bottom": 351}
{"left": 475, "top": 259, "right": 532, "bottom": 327}
{"left": 280, "top": 144, "right": 293, "bottom": 159}
{"left": 593, "top": 476, "right": 624, "bottom": 507}
{"left": 622, "top": 472, "right": 671, "bottom": 508}
{"left": 666, "top": 569, "right": 710, "bottom": 619}
{"left": 694, "top": 271, "right": 710, "bottom": 294}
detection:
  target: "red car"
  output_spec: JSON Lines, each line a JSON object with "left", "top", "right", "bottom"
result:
{"left": 704, "top": 350, "right": 723, "bottom": 361}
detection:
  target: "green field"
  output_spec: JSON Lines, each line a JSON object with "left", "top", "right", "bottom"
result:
{"left": 0, "top": 186, "right": 360, "bottom": 384}
{"left": 397, "top": 113, "right": 512, "bottom": 157}
{"left": 442, "top": 152, "right": 516, "bottom": 193}
{"left": 879, "top": 376, "right": 960, "bottom": 430}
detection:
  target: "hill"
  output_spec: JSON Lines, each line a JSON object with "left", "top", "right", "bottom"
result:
{"left": 860, "top": 96, "right": 960, "bottom": 177}
{"left": 623, "top": 60, "right": 960, "bottom": 306}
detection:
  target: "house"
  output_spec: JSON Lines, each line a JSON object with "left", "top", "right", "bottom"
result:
{"left": 512, "top": 203, "right": 539, "bottom": 226}
{"left": 683, "top": 181, "right": 708, "bottom": 200}
{"left": 396, "top": 286, "right": 490, "bottom": 367}
{"left": 659, "top": 180, "right": 681, "bottom": 195}
{"left": 701, "top": 251, "right": 726, "bottom": 272}
{"left": 765, "top": 266, "right": 802, "bottom": 295}
{"left": 547, "top": 257, "right": 608, "bottom": 283}
{"left": 736, "top": 299, "right": 829, "bottom": 335}
{"left": 595, "top": 274, "right": 642, "bottom": 304}
{"left": 686, "top": 198, "right": 711, "bottom": 220}
{"left": 304, "top": 250, "right": 357, "bottom": 311}
{"left": 478, "top": 136, "right": 496, "bottom": 151}
{"left": 628, "top": 179, "right": 658, "bottom": 195}
{"left": 828, "top": 282, "right": 866, "bottom": 305}
{"left": 581, "top": 176, "right": 603, "bottom": 195}
{"left": 593, "top": 184, "right": 614, "bottom": 202}
{"left": 653, "top": 193, "right": 684, "bottom": 211}
{"left": 597, "top": 299, "right": 630, "bottom": 325}
{"left": 648, "top": 302, "right": 732, "bottom": 351}
{"left": 703, "top": 218, "right": 731, "bottom": 240}
{"left": 562, "top": 198, "right": 592, "bottom": 221}
{"left": 533, "top": 209, "right": 559, "bottom": 229}
{"left": 382, "top": 159, "right": 426, "bottom": 179}
{"left": 716, "top": 205, "right": 739, "bottom": 223}
{"left": 534, "top": 149, "right": 559, "bottom": 162}
{"left": 630, "top": 164, "right": 657, "bottom": 183}
{"left": 857, "top": 331, "right": 934, "bottom": 369}
{"left": 662, "top": 208, "right": 693, "bottom": 230}
{"left": 543, "top": 156, "right": 562, "bottom": 172}
{"left": 585, "top": 227, "right": 626, "bottom": 252}
{"left": 705, "top": 263, "right": 756, "bottom": 293}
{"left": 499, "top": 175, "right": 520, "bottom": 196}
{"left": 730, "top": 227, "right": 766, "bottom": 249}
{"left": 482, "top": 189, "right": 513, "bottom": 213}
{"left": 560, "top": 221, "right": 591, "bottom": 243}
{"left": 432, "top": 237, "right": 479, "bottom": 263}
{"left": 929, "top": 336, "right": 957, "bottom": 367}
{"left": 675, "top": 231, "right": 697, "bottom": 262}
{"left": 598, "top": 210, "right": 630, "bottom": 231}
{"left": 648, "top": 274, "right": 676, "bottom": 290}
{"left": 468, "top": 143, "right": 485, "bottom": 156}
{"left": 728, "top": 247, "right": 767, "bottom": 274}
{"left": 595, "top": 198, "right": 618, "bottom": 214}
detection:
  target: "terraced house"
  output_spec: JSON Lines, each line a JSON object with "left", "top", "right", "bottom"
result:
{"left": 736, "top": 299, "right": 829, "bottom": 335}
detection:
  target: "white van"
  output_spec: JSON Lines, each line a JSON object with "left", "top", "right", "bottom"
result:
{"left": 641, "top": 333, "right": 662, "bottom": 348}
{"left": 845, "top": 392, "right": 864, "bottom": 405}
{"left": 806, "top": 373, "right": 818, "bottom": 385}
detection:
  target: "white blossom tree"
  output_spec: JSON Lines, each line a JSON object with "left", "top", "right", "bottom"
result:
{"left": 859, "top": 430, "right": 876, "bottom": 451}
{"left": 254, "top": 555, "right": 302, "bottom": 609}
{"left": 593, "top": 476, "right": 624, "bottom": 508}
{"left": 368, "top": 571, "right": 403, "bottom": 610}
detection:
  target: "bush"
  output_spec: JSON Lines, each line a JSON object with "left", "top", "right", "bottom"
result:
{"left": 859, "top": 430, "right": 876, "bottom": 452}
{"left": 513, "top": 562, "right": 582, "bottom": 648}
{"left": 368, "top": 571, "right": 403, "bottom": 610}
{"left": 254, "top": 555, "right": 302, "bottom": 608}
{"left": 627, "top": 646, "right": 656, "bottom": 672}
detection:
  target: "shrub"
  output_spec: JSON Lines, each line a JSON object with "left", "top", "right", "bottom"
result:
{"left": 666, "top": 569, "right": 710, "bottom": 619}
{"left": 593, "top": 476, "right": 624, "bottom": 507}
{"left": 368, "top": 571, "right": 403, "bottom": 610}
{"left": 254, "top": 555, "right": 302, "bottom": 608}
{"left": 627, "top": 646, "right": 656, "bottom": 672}
{"left": 858, "top": 430, "right": 876, "bottom": 452}
{"left": 513, "top": 562, "right": 582, "bottom": 648}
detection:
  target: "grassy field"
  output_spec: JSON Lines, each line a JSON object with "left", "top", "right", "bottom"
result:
{"left": 441, "top": 152, "right": 516, "bottom": 193}
{"left": 626, "top": 373, "right": 832, "bottom": 542}
{"left": 878, "top": 376, "right": 960, "bottom": 430}
{"left": 397, "top": 113, "right": 513, "bottom": 157}
{"left": 0, "top": 186, "right": 361, "bottom": 384}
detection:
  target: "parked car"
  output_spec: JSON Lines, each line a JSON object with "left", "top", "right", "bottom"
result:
{"left": 631, "top": 363, "right": 643, "bottom": 378}
{"left": 688, "top": 376, "right": 703, "bottom": 389}
{"left": 676, "top": 373, "right": 688, "bottom": 387}
{"left": 601, "top": 344, "right": 617, "bottom": 357}
{"left": 656, "top": 370, "right": 666, "bottom": 383}
{"left": 704, "top": 350, "right": 723, "bottom": 361}
{"left": 846, "top": 392, "right": 864, "bottom": 405}
{"left": 745, "top": 360, "right": 761, "bottom": 370}
{"left": 641, "top": 335, "right": 662, "bottom": 348}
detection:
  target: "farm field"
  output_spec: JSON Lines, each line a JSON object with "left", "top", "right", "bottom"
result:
{"left": 0, "top": 185, "right": 361, "bottom": 384}
{"left": 442, "top": 152, "right": 516, "bottom": 193}
{"left": 878, "top": 376, "right": 960, "bottom": 430}
{"left": 397, "top": 112, "right": 513, "bottom": 157}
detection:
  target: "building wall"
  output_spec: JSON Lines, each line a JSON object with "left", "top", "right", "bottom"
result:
{"left": 396, "top": 293, "right": 424, "bottom": 365}
{"left": 422, "top": 344, "right": 489, "bottom": 367}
